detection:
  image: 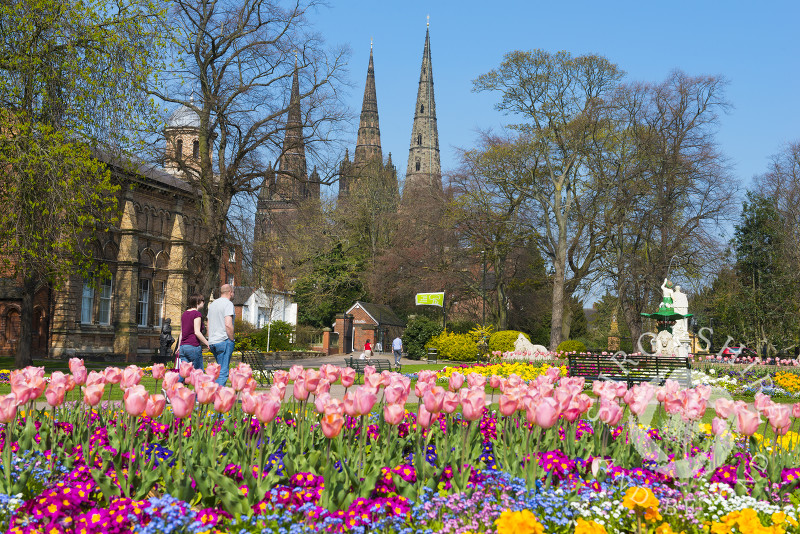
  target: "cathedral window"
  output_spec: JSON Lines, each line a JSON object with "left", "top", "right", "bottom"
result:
{"left": 193, "top": 140, "right": 199, "bottom": 158}
{"left": 420, "top": 104, "right": 424, "bottom": 113}
{"left": 415, "top": 158, "right": 421, "bottom": 171}
{"left": 417, "top": 134, "right": 422, "bottom": 146}
{"left": 176, "top": 139, "right": 183, "bottom": 161}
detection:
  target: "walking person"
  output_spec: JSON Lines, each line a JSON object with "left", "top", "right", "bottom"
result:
{"left": 392, "top": 335, "right": 403, "bottom": 367}
{"left": 363, "top": 339, "right": 372, "bottom": 361}
{"left": 176, "top": 293, "right": 210, "bottom": 371}
{"left": 207, "top": 284, "right": 235, "bottom": 386}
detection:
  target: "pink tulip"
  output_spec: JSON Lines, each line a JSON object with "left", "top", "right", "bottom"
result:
{"left": 623, "top": 383, "right": 655, "bottom": 417}
{"left": 269, "top": 383, "right": 286, "bottom": 401}
{"left": 206, "top": 363, "right": 221, "bottom": 381}
{"left": 461, "top": 388, "right": 486, "bottom": 422}
{"left": 171, "top": 386, "right": 196, "bottom": 418}
{"left": 288, "top": 365, "right": 304, "bottom": 381}
{"left": 415, "top": 380, "right": 432, "bottom": 398}
{"left": 657, "top": 379, "right": 680, "bottom": 403}
{"left": 104, "top": 367, "right": 123, "bottom": 385}
{"left": 196, "top": 380, "right": 219, "bottom": 404}
{"left": 364, "top": 372, "right": 382, "bottom": 390}
{"left": 754, "top": 392, "right": 773, "bottom": 414}
{"left": 63, "top": 375, "right": 76, "bottom": 393}
{"left": 321, "top": 411, "right": 344, "bottom": 438}
{"left": 680, "top": 390, "right": 706, "bottom": 422}
{"left": 121, "top": 366, "right": 144, "bottom": 389}
{"left": 230, "top": 369, "right": 249, "bottom": 392}
{"left": 715, "top": 398, "right": 736, "bottom": 419}
{"left": 383, "top": 383, "right": 405, "bottom": 405}
{"left": 342, "top": 391, "right": 357, "bottom": 418}
{"left": 272, "top": 370, "right": 289, "bottom": 386}
{"left": 241, "top": 392, "right": 258, "bottom": 414}
{"left": 793, "top": 403, "right": 800, "bottom": 419}
{"left": 45, "top": 383, "right": 66, "bottom": 407}
{"left": 489, "top": 375, "right": 502, "bottom": 389}
{"left": 72, "top": 367, "right": 87, "bottom": 386}
{"left": 255, "top": 395, "right": 280, "bottom": 424}
{"left": 448, "top": 372, "right": 464, "bottom": 392}
{"left": 304, "top": 369, "right": 321, "bottom": 392}
{"left": 499, "top": 394, "right": 518, "bottom": 416}
{"left": 179, "top": 361, "right": 193, "bottom": 378}
{"left": 320, "top": 364, "right": 340, "bottom": 383}
{"left": 214, "top": 387, "right": 236, "bottom": 413}
{"left": 417, "top": 404, "right": 439, "bottom": 429}
{"left": 152, "top": 364, "right": 166, "bottom": 380}
{"left": 10, "top": 368, "right": 45, "bottom": 404}
{"left": 315, "top": 392, "right": 332, "bottom": 413}
{"left": 766, "top": 404, "right": 792, "bottom": 435}
{"left": 68, "top": 358, "right": 84, "bottom": 375}
{"left": 535, "top": 397, "right": 560, "bottom": 429}
{"left": 236, "top": 362, "right": 253, "bottom": 375}
{"left": 146, "top": 394, "right": 166, "bottom": 418}
{"left": 316, "top": 379, "right": 331, "bottom": 395}
{"left": 340, "top": 368, "right": 356, "bottom": 388}
{"left": 711, "top": 417, "right": 728, "bottom": 436}
{"left": 83, "top": 384, "right": 105, "bottom": 406}
{"left": 384, "top": 403, "right": 405, "bottom": 425}
{"left": 353, "top": 386, "right": 378, "bottom": 415}
{"left": 423, "top": 386, "right": 445, "bottom": 414}
{"left": 442, "top": 391, "right": 460, "bottom": 414}
{"left": 49, "top": 371, "right": 69, "bottom": 389}
{"left": 163, "top": 372, "right": 181, "bottom": 397}
{"left": 736, "top": 407, "right": 761, "bottom": 436}
{"left": 123, "top": 385, "right": 148, "bottom": 416}
{"left": 545, "top": 367, "right": 561, "bottom": 381}
{"left": 293, "top": 376, "right": 309, "bottom": 401}
{"left": 243, "top": 377, "right": 257, "bottom": 395}
{"left": 86, "top": 371, "right": 105, "bottom": 387}
{"left": 466, "top": 373, "right": 486, "bottom": 388}
{"left": 598, "top": 398, "right": 623, "bottom": 426}
{"left": 0, "top": 394, "right": 17, "bottom": 423}
{"left": 507, "top": 374, "right": 522, "bottom": 388}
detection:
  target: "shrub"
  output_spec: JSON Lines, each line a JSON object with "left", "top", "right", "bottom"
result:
{"left": 234, "top": 319, "right": 257, "bottom": 335}
{"left": 427, "top": 332, "right": 479, "bottom": 362}
{"left": 556, "top": 339, "right": 587, "bottom": 354}
{"left": 489, "top": 330, "right": 530, "bottom": 353}
{"left": 447, "top": 320, "right": 478, "bottom": 335}
{"left": 235, "top": 320, "right": 294, "bottom": 352}
{"left": 403, "top": 316, "right": 443, "bottom": 360}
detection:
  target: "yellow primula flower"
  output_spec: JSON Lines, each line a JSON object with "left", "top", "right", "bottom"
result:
{"left": 622, "top": 487, "right": 661, "bottom": 522}
{"left": 575, "top": 518, "right": 607, "bottom": 534}
{"left": 494, "top": 509, "right": 545, "bottom": 534}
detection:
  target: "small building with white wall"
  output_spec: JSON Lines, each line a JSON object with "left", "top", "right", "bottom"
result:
{"left": 233, "top": 287, "right": 297, "bottom": 328}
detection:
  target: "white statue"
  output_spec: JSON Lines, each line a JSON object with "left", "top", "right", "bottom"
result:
{"left": 652, "top": 329, "right": 679, "bottom": 357}
{"left": 514, "top": 333, "right": 536, "bottom": 353}
{"left": 660, "top": 278, "right": 674, "bottom": 309}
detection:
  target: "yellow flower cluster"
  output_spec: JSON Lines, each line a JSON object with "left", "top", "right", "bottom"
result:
{"left": 575, "top": 518, "right": 607, "bottom": 534}
{"left": 437, "top": 363, "right": 567, "bottom": 382}
{"left": 622, "top": 487, "right": 662, "bottom": 522}
{"left": 710, "top": 509, "right": 796, "bottom": 534}
{"left": 494, "top": 509, "right": 544, "bottom": 534}
{"left": 774, "top": 372, "right": 800, "bottom": 393}
{"left": 752, "top": 431, "right": 800, "bottom": 450}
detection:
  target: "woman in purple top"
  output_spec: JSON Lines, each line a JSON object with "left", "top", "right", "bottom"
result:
{"left": 176, "top": 293, "right": 210, "bottom": 370}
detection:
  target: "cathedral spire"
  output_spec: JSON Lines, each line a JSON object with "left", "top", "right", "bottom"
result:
{"left": 405, "top": 23, "right": 441, "bottom": 195}
{"left": 354, "top": 44, "right": 382, "bottom": 164}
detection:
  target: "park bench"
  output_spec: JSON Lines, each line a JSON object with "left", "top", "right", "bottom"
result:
{"left": 343, "top": 357, "right": 398, "bottom": 380}
{"left": 241, "top": 351, "right": 291, "bottom": 387}
{"left": 568, "top": 352, "right": 691, "bottom": 388}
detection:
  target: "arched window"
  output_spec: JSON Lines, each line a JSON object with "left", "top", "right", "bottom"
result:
{"left": 176, "top": 139, "right": 183, "bottom": 160}
{"left": 192, "top": 140, "right": 199, "bottom": 158}
{"left": 420, "top": 104, "right": 424, "bottom": 113}
{"left": 417, "top": 134, "right": 422, "bottom": 146}
{"left": 415, "top": 158, "right": 421, "bottom": 171}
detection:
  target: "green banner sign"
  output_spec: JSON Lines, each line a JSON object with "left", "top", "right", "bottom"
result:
{"left": 415, "top": 292, "right": 444, "bottom": 307}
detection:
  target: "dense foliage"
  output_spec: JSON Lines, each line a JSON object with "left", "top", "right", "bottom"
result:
{"left": 402, "top": 316, "right": 443, "bottom": 360}
{"left": 488, "top": 330, "right": 529, "bottom": 353}
{"left": 426, "top": 331, "right": 480, "bottom": 362}
{"left": 235, "top": 321, "right": 294, "bottom": 352}
{"left": 555, "top": 339, "right": 587, "bottom": 353}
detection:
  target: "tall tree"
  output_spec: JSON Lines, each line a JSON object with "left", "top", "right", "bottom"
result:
{"left": 0, "top": 0, "right": 167, "bottom": 366}
{"left": 474, "top": 50, "right": 624, "bottom": 349}
{"left": 149, "top": 0, "right": 347, "bottom": 302}
{"left": 603, "top": 72, "right": 735, "bottom": 344}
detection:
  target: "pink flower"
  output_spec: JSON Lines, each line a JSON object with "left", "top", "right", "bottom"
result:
{"left": 448, "top": 372, "right": 464, "bottom": 392}
{"left": 196, "top": 380, "right": 219, "bottom": 404}
{"left": 442, "top": 391, "right": 460, "bottom": 414}
{"left": 85, "top": 371, "right": 105, "bottom": 387}
{"left": 72, "top": 367, "right": 87, "bottom": 386}
{"left": 535, "top": 397, "right": 560, "bottom": 429}
{"left": 230, "top": 370, "right": 249, "bottom": 392}
{"left": 766, "top": 403, "right": 792, "bottom": 435}
{"left": 121, "top": 365, "right": 143, "bottom": 389}
{"left": 272, "top": 370, "right": 289, "bottom": 387}
{"left": 711, "top": 417, "right": 728, "bottom": 436}
{"left": 384, "top": 403, "right": 405, "bottom": 425}
{"left": 123, "top": 385, "right": 148, "bottom": 416}
{"left": 152, "top": 364, "right": 166, "bottom": 380}
{"left": 304, "top": 369, "right": 321, "bottom": 392}
{"left": 319, "top": 364, "right": 340, "bottom": 383}
{"left": 340, "top": 368, "right": 356, "bottom": 388}
{"left": 241, "top": 392, "right": 258, "bottom": 414}
{"left": 104, "top": 367, "right": 123, "bottom": 385}
{"left": 269, "top": 383, "right": 286, "bottom": 401}
{"left": 364, "top": 372, "right": 382, "bottom": 390}
{"left": 242, "top": 377, "right": 257, "bottom": 395}
{"left": 489, "top": 375, "right": 502, "bottom": 389}
{"left": 49, "top": 371, "right": 68, "bottom": 389}
{"left": 321, "top": 411, "right": 344, "bottom": 438}
{"left": 83, "top": 384, "right": 104, "bottom": 406}
{"left": 213, "top": 387, "right": 237, "bottom": 413}
{"left": 499, "top": 394, "right": 518, "bottom": 416}
{"left": 423, "top": 386, "right": 445, "bottom": 414}
{"left": 146, "top": 395, "right": 166, "bottom": 418}
{"left": 0, "top": 394, "right": 17, "bottom": 423}
{"left": 316, "top": 379, "right": 331, "bottom": 395}
{"left": 288, "top": 365, "right": 304, "bottom": 381}
{"left": 657, "top": 379, "right": 680, "bottom": 403}
{"left": 736, "top": 407, "right": 761, "bottom": 436}
{"left": 171, "top": 386, "right": 196, "bottom": 418}
{"left": 466, "top": 373, "right": 486, "bottom": 388}
{"left": 793, "top": 403, "right": 800, "bottom": 419}
{"left": 417, "top": 404, "right": 439, "bottom": 429}
{"left": 255, "top": 395, "right": 280, "bottom": 424}
{"left": 69, "top": 358, "right": 84, "bottom": 375}
{"left": 461, "top": 388, "right": 486, "bottom": 422}
{"left": 385, "top": 383, "right": 407, "bottom": 405}
{"left": 754, "top": 392, "right": 773, "bottom": 414}
{"left": 9, "top": 367, "right": 45, "bottom": 404}
{"left": 163, "top": 372, "right": 181, "bottom": 397}
{"left": 545, "top": 367, "right": 561, "bottom": 381}
{"left": 206, "top": 363, "right": 221, "bottom": 381}
{"left": 353, "top": 386, "right": 378, "bottom": 415}
{"left": 715, "top": 398, "right": 737, "bottom": 419}
{"left": 292, "top": 376, "right": 309, "bottom": 401}
{"left": 315, "top": 392, "right": 332, "bottom": 414}
{"left": 179, "top": 361, "right": 194, "bottom": 378}
{"left": 45, "top": 383, "right": 66, "bottom": 407}
{"left": 598, "top": 398, "right": 623, "bottom": 426}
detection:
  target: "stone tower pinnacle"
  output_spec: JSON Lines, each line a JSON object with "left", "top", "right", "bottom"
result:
{"left": 404, "top": 23, "right": 441, "bottom": 194}
{"left": 354, "top": 45, "right": 383, "bottom": 165}
{"left": 276, "top": 66, "right": 307, "bottom": 196}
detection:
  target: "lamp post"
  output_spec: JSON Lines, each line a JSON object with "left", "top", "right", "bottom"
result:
{"left": 481, "top": 249, "right": 486, "bottom": 325}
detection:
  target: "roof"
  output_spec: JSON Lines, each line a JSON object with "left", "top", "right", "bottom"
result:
{"left": 94, "top": 148, "right": 196, "bottom": 194}
{"left": 232, "top": 287, "right": 255, "bottom": 306}
{"left": 167, "top": 104, "right": 200, "bottom": 129}
{"left": 346, "top": 301, "right": 405, "bottom": 327}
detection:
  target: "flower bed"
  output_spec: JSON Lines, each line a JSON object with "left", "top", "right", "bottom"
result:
{"left": 0, "top": 360, "right": 799, "bottom": 533}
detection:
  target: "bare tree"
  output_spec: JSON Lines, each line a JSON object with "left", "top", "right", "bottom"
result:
{"left": 148, "top": 0, "right": 348, "bottom": 300}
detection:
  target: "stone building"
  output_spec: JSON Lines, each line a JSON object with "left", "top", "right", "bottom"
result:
{"left": 333, "top": 301, "right": 405, "bottom": 355}
{"left": 0, "top": 105, "right": 241, "bottom": 361}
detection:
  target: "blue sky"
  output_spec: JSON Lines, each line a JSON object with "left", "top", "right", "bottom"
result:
{"left": 312, "top": 0, "right": 799, "bottom": 193}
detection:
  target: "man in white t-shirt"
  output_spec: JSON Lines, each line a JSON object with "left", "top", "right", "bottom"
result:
{"left": 392, "top": 336, "right": 403, "bottom": 366}
{"left": 207, "top": 284, "right": 235, "bottom": 386}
